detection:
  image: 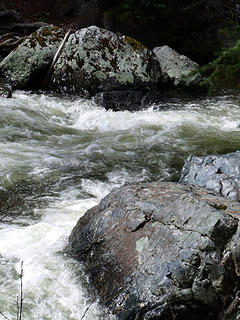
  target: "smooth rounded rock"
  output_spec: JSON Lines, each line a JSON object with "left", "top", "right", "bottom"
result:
{"left": 153, "top": 45, "right": 202, "bottom": 87}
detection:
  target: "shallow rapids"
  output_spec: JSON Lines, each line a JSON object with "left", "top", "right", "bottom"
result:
{"left": 0, "top": 91, "right": 240, "bottom": 319}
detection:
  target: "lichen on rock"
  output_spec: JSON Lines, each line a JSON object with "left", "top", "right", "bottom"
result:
{"left": 0, "top": 24, "right": 65, "bottom": 89}
{"left": 49, "top": 26, "right": 162, "bottom": 96}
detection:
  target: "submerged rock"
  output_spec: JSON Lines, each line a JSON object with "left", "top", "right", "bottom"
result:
{"left": 49, "top": 26, "right": 161, "bottom": 97}
{"left": 67, "top": 181, "right": 240, "bottom": 320}
{"left": 153, "top": 45, "right": 202, "bottom": 87}
{"left": 180, "top": 151, "right": 240, "bottom": 200}
{"left": 0, "top": 25, "right": 65, "bottom": 89}
{"left": 93, "top": 89, "right": 163, "bottom": 111}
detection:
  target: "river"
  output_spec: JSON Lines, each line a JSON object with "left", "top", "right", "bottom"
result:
{"left": 0, "top": 90, "right": 240, "bottom": 319}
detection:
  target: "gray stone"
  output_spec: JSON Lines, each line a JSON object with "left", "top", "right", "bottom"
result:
{"left": 0, "top": 25, "right": 65, "bottom": 89}
{"left": 180, "top": 151, "right": 240, "bottom": 200}
{"left": 153, "top": 45, "right": 202, "bottom": 87}
{"left": 67, "top": 181, "right": 240, "bottom": 320}
{"left": 49, "top": 26, "right": 162, "bottom": 96}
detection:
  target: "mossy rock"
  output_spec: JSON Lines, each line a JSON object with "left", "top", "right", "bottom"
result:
{"left": 49, "top": 26, "right": 162, "bottom": 96}
{"left": 0, "top": 24, "right": 65, "bottom": 89}
{"left": 123, "top": 35, "right": 147, "bottom": 51}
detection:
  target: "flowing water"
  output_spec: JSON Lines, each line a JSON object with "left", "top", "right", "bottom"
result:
{"left": 0, "top": 90, "right": 240, "bottom": 320}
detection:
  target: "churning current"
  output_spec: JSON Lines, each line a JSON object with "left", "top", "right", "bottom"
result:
{"left": 0, "top": 91, "right": 240, "bottom": 320}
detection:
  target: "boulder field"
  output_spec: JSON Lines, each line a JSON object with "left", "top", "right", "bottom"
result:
{"left": 0, "top": 24, "right": 202, "bottom": 109}
{"left": 66, "top": 181, "right": 240, "bottom": 320}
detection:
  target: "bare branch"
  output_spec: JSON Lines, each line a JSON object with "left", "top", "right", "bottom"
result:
{"left": 80, "top": 300, "right": 94, "bottom": 320}
{"left": 0, "top": 193, "right": 32, "bottom": 222}
{"left": 0, "top": 311, "right": 10, "bottom": 320}
{"left": 0, "top": 181, "right": 49, "bottom": 223}
{"left": 183, "top": 0, "right": 208, "bottom": 11}
{"left": 16, "top": 261, "right": 23, "bottom": 320}
{"left": 16, "top": 295, "right": 19, "bottom": 320}
{"left": 0, "top": 36, "right": 27, "bottom": 49}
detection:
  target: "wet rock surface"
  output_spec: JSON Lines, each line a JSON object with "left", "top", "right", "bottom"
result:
{"left": 49, "top": 26, "right": 161, "bottom": 98}
{"left": 0, "top": 24, "right": 65, "bottom": 89}
{"left": 0, "top": 78, "right": 12, "bottom": 98}
{"left": 93, "top": 89, "right": 164, "bottom": 111}
{"left": 180, "top": 151, "right": 240, "bottom": 200}
{"left": 67, "top": 181, "right": 240, "bottom": 320}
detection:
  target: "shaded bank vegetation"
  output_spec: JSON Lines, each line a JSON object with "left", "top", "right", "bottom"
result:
{"left": 101, "top": 0, "right": 238, "bottom": 63}
{"left": 1, "top": 0, "right": 240, "bottom": 93}
{"left": 201, "top": 35, "right": 240, "bottom": 93}
{"left": 106, "top": 0, "right": 240, "bottom": 94}
{"left": 0, "top": 0, "right": 238, "bottom": 62}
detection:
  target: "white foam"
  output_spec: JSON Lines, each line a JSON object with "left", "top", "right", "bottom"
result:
{"left": 0, "top": 192, "right": 108, "bottom": 320}
{"left": 1, "top": 91, "right": 240, "bottom": 319}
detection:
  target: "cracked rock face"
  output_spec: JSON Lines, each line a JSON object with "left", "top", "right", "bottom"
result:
{"left": 67, "top": 181, "right": 240, "bottom": 320}
{"left": 49, "top": 26, "right": 162, "bottom": 97}
{"left": 180, "top": 151, "right": 240, "bottom": 201}
{"left": 153, "top": 45, "right": 201, "bottom": 87}
{"left": 0, "top": 25, "right": 65, "bottom": 89}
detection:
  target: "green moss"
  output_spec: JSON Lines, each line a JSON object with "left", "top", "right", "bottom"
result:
{"left": 29, "top": 31, "right": 46, "bottom": 48}
{"left": 37, "top": 36, "right": 47, "bottom": 47}
{"left": 28, "top": 27, "right": 63, "bottom": 48}
{"left": 101, "top": 37, "right": 110, "bottom": 47}
{"left": 41, "top": 28, "right": 54, "bottom": 37}
{"left": 123, "top": 36, "right": 147, "bottom": 51}
{"left": 52, "top": 26, "right": 60, "bottom": 32}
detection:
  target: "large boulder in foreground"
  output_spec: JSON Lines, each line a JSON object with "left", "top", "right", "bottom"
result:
{"left": 67, "top": 181, "right": 240, "bottom": 320}
{"left": 0, "top": 25, "right": 65, "bottom": 89}
{"left": 49, "top": 26, "right": 161, "bottom": 98}
{"left": 153, "top": 45, "right": 201, "bottom": 87}
{"left": 180, "top": 151, "right": 240, "bottom": 200}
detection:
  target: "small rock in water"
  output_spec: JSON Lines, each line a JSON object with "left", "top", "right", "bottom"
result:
{"left": 180, "top": 151, "right": 240, "bottom": 200}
